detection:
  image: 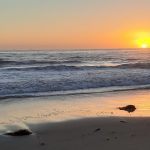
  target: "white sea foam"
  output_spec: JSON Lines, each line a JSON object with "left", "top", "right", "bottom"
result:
{"left": 0, "top": 49, "right": 150, "bottom": 100}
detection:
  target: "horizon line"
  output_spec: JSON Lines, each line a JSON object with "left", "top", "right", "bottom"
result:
{"left": 0, "top": 48, "right": 149, "bottom": 51}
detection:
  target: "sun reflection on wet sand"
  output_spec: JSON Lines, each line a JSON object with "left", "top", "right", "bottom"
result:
{"left": 0, "top": 90, "right": 150, "bottom": 127}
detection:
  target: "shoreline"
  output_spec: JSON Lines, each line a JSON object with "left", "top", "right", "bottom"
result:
{"left": 1, "top": 84, "right": 150, "bottom": 101}
{"left": 0, "top": 89, "right": 150, "bottom": 125}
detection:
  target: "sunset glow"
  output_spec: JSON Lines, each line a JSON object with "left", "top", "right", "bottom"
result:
{"left": 1, "top": 0, "right": 150, "bottom": 49}
{"left": 135, "top": 32, "right": 150, "bottom": 48}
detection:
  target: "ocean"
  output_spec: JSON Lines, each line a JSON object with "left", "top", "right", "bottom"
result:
{"left": 0, "top": 49, "right": 150, "bottom": 100}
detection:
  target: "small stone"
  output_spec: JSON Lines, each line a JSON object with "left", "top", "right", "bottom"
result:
{"left": 120, "top": 120, "right": 127, "bottom": 123}
{"left": 40, "top": 142, "right": 45, "bottom": 146}
{"left": 94, "top": 128, "right": 101, "bottom": 133}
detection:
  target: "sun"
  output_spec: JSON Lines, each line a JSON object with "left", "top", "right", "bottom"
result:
{"left": 134, "top": 32, "right": 150, "bottom": 48}
{"left": 141, "top": 44, "right": 147, "bottom": 49}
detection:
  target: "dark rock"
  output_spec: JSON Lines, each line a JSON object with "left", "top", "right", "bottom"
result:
{"left": 40, "top": 142, "right": 45, "bottom": 146}
{"left": 94, "top": 128, "right": 101, "bottom": 133}
{"left": 5, "top": 129, "right": 32, "bottom": 136}
{"left": 120, "top": 120, "right": 127, "bottom": 123}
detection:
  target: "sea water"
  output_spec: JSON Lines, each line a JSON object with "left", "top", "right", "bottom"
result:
{"left": 0, "top": 49, "right": 150, "bottom": 99}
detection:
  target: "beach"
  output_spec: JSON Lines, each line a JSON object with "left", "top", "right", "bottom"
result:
{"left": 0, "top": 90, "right": 150, "bottom": 150}
{"left": 1, "top": 117, "right": 150, "bottom": 150}
{"left": 1, "top": 0, "right": 150, "bottom": 149}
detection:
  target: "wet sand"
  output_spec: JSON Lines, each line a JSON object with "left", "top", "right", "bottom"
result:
{"left": 1, "top": 117, "right": 150, "bottom": 150}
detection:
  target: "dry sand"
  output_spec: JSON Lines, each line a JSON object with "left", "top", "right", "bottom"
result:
{"left": 1, "top": 117, "right": 150, "bottom": 150}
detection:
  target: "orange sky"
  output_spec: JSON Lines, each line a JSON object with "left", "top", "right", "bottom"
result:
{"left": 1, "top": 0, "right": 150, "bottom": 49}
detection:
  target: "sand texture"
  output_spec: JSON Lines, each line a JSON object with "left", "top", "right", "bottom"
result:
{"left": 1, "top": 117, "right": 150, "bottom": 150}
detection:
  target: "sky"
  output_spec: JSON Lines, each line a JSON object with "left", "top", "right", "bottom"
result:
{"left": 1, "top": 0, "right": 150, "bottom": 50}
